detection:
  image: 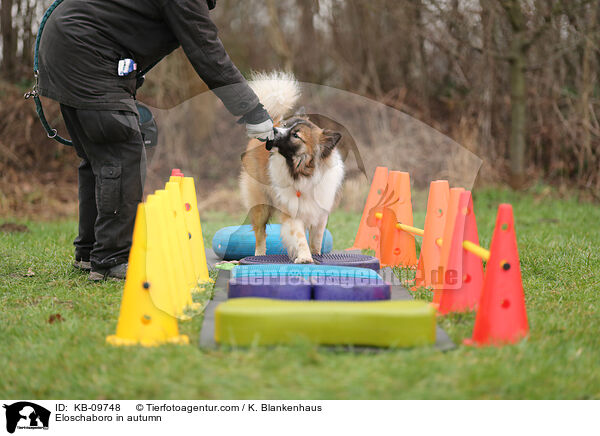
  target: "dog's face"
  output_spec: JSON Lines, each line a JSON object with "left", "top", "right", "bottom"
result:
{"left": 266, "top": 117, "right": 341, "bottom": 179}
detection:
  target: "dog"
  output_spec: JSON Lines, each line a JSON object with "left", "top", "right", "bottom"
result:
{"left": 240, "top": 72, "right": 344, "bottom": 263}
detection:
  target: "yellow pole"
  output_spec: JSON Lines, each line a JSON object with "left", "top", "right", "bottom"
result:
{"left": 435, "top": 238, "right": 490, "bottom": 261}
{"left": 374, "top": 212, "right": 424, "bottom": 236}
{"left": 375, "top": 211, "right": 490, "bottom": 261}
{"left": 461, "top": 240, "right": 491, "bottom": 261}
{"left": 395, "top": 223, "right": 425, "bottom": 237}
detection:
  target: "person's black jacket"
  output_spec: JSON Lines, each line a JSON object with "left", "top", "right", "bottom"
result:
{"left": 38, "top": 0, "right": 260, "bottom": 118}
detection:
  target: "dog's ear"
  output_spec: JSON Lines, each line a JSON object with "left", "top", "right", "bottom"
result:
{"left": 320, "top": 130, "right": 342, "bottom": 158}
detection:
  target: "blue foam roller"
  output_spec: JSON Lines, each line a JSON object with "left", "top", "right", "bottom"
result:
{"left": 311, "top": 276, "right": 391, "bottom": 301}
{"left": 212, "top": 224, "right": 333, "bottom": 260}
{"left": 231, "top": 264, "right": 382, "bottom": 281}
{"left": 228, "top": 276, "right": 311, "bottom": 300}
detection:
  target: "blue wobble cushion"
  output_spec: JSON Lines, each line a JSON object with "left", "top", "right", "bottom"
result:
{"left": 229, "top": 265, "right": 389, "bottom": 302}
{"left": 231, "top": 264, "right": 382, "bottom": 280}
{"left": 212, "top": 224, "right": 333, "bottom": 260}
{"left": 228, "top": 276, "right": 312, "bottom": 300}
{"left": 311, "top": 276, "right": 391, "bottom": 301}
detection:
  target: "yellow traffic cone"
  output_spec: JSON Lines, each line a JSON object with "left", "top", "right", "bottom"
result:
{"left": 155, "top": 190, "right": 201, "bottom": 318}
{"left": 145, "top": 194, "right": 186, "bottom": 318}
{"left": 165, "top": 181, "right": 199, "bottom": 293}
{"left": 180, "top": 177, "right": 211, "bottom": 284}
{"left": 106, "top": 203, "right": 189, "bottom": 347}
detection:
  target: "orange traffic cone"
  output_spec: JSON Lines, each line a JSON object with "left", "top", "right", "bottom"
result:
{"left": 435, "top": 190, "right": 484, "bottom": 314}
{"left": 433, "top": 187, "right": 464, "bottom": 301}
{"left": 379, "top": 171, "right": 416, "bottom": 267}
{"left": 414, "top": 180, "right": 449, "bottom": 290}
{"left": 465, "top": 204, "right": 528, "bottom": 346}
{"left": 413, "top": 249, "right": 425, "bottom": 290}
{"left": 349, "top": 166, "right": 388, "bottom": 251}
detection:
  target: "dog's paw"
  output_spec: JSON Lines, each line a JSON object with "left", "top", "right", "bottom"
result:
{"left": 294, "top": 255, "right": 314, "bottom": 264}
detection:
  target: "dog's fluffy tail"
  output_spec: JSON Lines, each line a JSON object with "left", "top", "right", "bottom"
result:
{"left": 249, "top": 71, "right": 300, "bottom": 121}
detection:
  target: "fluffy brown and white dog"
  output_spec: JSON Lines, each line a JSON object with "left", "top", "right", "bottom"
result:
{"left": 240, "top": 72, "right": 344, "bottom": 263}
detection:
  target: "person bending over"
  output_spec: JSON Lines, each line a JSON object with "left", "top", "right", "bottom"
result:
{"left": 38, "top": 0, "right": 273, "bottom": 280}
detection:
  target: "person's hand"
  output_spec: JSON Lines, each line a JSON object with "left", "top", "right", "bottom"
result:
{"left": 238, "top": 103, "right": 274, "bottom": 141}
{"left": 246, "top": 119, "right": 274, "bottom": 141}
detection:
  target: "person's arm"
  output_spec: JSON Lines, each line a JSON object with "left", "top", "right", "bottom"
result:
{"left": 161, "top": 0, "right": 272, "bottom": 139}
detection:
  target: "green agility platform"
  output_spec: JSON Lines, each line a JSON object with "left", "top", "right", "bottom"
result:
{"left": 215, "top": 298, "right": 436, "bottom": 348}
{"left": 201, "top": 248, "right": 455, "bottom": 351}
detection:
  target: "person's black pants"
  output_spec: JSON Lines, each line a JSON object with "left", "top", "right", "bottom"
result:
{"left": 60, "top": 104, "right": 145, "bottom": 272}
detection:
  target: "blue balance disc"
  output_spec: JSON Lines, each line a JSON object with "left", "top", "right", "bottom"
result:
{"left": 228, "top": 276, "right": 312, "bottom": 300}
{"left": 231, "top": 264, "right": 381, "bottom": 280}
{"left": 311, "top": 276, "right": 391, "bottom": 301}
{"left": 239, "top": 253, "right": 380, "bottom": 271}
{"left": 212, "top": 224, "right": 333, "bottom": 260}
{"left": 229, "top": 265, "right": 389, "bottom": 302}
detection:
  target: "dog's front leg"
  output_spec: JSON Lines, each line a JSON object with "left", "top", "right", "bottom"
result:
{"left": 281, "top": 214, "right": 313, "bottom": 263}
{"left": 250, "top": 204, "right": 271, "bottom": 256}
{"left": 309, "top": 214, "right": 328, "bottom": 255}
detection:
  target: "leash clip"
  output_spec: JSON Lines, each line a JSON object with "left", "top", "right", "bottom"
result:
{"left": 24, "top": 72, "right": 40, "bottom": 100}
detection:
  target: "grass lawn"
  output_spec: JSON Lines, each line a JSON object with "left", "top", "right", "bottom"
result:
{"left": 0, "top": 186, "right": 598, "bottom": 399}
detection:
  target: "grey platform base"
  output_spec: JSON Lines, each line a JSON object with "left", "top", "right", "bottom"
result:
{"left": 200, "top": 249, "right": 455, "bottom": 351}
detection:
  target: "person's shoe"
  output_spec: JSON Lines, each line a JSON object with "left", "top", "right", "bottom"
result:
{"left": 89, "top": 263, "right": 128, "bottom": 281}
{"left": 73, "top": 259, "right": 92, "bottom": 271}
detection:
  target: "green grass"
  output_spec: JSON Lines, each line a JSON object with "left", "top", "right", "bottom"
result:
{"left": 0, "top": 187, "right": 599, "bottom": 399}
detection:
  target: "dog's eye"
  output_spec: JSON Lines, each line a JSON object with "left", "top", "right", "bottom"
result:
{"left": 292, "top": 132, "right": 300, "bottom": 139}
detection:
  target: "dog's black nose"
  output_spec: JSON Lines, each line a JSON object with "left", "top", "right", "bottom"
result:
{"left": 265, "top": 139, "right": 274, "bottom": 151}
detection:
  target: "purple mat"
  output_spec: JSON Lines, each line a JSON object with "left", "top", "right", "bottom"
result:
{"left": 228, "top": 276, "right": 311, "bottom": 300}
{"left": 239, "top": 253, "right": 380, "bottom": 271}
{"left": 311, "top": 276, "right": 391, "bottom": 301}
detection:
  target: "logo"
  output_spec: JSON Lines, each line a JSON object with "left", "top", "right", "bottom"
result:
{"left": 3, "top": 402, "right": 50, "bottom": 434}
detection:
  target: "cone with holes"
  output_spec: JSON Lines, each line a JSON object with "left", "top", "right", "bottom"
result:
{"left": 180, "top": 176, "right": 211, "bottom": 284}
{"left": 145, "top": 193, "right": 187, "bottom": 318}
{"left": 413, "top": 180, "right": 450, "bottom": 290}
{"left": 165, "top": 181, "right": 199, "bottom": 294}
{"left": 432, "top": 187, "right": 464, "bottom": 300}
{"left": 465, "top": 204, "right": 528, "bottom": 346}
{"left": 435, "top": 190, "right": 484, "bottom": 314}
{"left": 379, "top": 171, "right": 417, "bottom": 267}
{"left": 156, "top": 189, "right": 201, "bottom": 316}
{"left": 106, "top": 203, "right": 189, "bottom": 346}
{"left": 348, "top": 166, "right": 389, "bottom": 251}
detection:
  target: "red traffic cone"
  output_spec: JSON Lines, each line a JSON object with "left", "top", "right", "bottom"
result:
{"left": 436, "top": 191, "right": 484, "bottom": 314}
{"left": 465, "top": 204, "right": 528, "bottom": 346}
{"left": 171, "top": 168, "right": 183, "bottom": 177}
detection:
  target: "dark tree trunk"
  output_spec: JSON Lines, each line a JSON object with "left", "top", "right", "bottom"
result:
{"left": 501, "top": 0, "right": 529, "bottom": 188}
{"left": 1, "top": 0, "right": 17, "bottom": 80}
{"left": 508, "top": 34, "right": 527, "bottom": 187}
